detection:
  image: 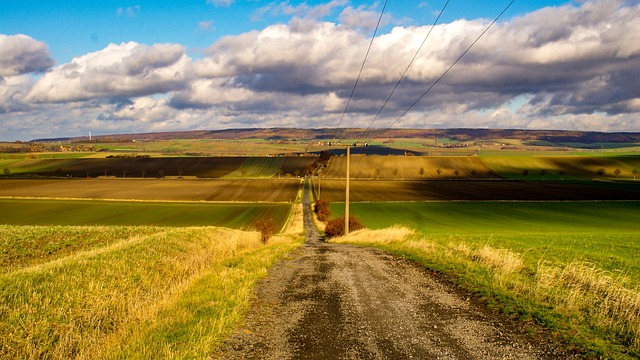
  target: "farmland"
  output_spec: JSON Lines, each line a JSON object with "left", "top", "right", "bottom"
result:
{"left": 0, "top": 199, "right": 291, "bottom": 228}
{"left": 314, "top": 179, "right": 640, "bottom": 201}
{"left": 321, "top": 154, "right": 640, "bottom": 180}
{"left": 0, "top": 156, "right": 317, "bottom": 178}
{"left": 2, "top": 128, "right": 639, "bottom": 358}
{"left": 0, "top": 178, "right": 302, "bottom": 202}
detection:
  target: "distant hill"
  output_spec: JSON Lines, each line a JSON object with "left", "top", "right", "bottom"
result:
{"left": 31, "top": 128, "right": 640, "bottom": 144}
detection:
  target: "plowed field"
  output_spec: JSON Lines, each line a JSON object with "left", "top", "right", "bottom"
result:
{"left": 315, "top": 179, "right": 640, "bottom": 201}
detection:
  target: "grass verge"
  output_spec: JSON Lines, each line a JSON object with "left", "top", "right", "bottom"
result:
{"left": 0, "top": 226, "right": 303, "bottom": 359}
{"left": 330, "top": 227, "right": 640, "bottom": 359}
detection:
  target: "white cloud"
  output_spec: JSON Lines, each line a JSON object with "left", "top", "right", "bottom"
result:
{"left": 206, "top": 0, "right": 233, "bottom": 7}
{"left": 117, "top": 5, "right": 141, "bottom": 17}
{"left": 28, "top": 42, "right": 190, "bottom": 103}
{"left": 198, "top": 20, "right": 214, "bottom": 31}
{"left": 0, "top": 34, "right": 54, "bottom": 76}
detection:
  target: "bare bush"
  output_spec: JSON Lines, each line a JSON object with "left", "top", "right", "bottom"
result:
{"left": 254, "top": 217, "right": 277, "bottom": 244}
{"left": 324, "top": 216, "right": 365, "bottom": 238}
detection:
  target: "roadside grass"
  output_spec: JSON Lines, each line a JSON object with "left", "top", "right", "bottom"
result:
{"left": 328, "top": 201, "right": 640, "bottom": 358}
{"left": 0, "top": 225, "right": 303, "bottom": 359}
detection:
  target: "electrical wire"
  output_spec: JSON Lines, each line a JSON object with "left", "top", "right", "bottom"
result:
{"left": 332, "top": 0, "right": 389, "bottom": 141}
{"left": 362, "top": 0, "right": 450, "bottom": 140}
{"left": 379, "top": 0, "right": 515, "bottom": 136}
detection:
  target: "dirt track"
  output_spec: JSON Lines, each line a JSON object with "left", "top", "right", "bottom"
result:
{"left": 214, "top": 180, "right": 575, "bottom": 359}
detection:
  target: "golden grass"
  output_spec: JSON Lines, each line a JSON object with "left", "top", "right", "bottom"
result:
{"left": 0, "top": 226, "right": 303, "bottom": 359}
{"left": 330, "top": 227, "right": 640, "bottom": 356}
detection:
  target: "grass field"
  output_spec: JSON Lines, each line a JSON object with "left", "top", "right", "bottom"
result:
{"left": 0, "top": 225, "right": 303, "bottom": 359}
{"left": 0, "top": 199, "right": 292, "bottom": 229}
{"left": 328, "top": 201, "right": 640, "bottom": 358}
{"left": 0, "top": 178, "right": 302, "bottom": 202}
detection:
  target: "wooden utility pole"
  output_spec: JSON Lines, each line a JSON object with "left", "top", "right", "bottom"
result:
{"left": 345, "top": 145, "right": 350, "bottom": 236}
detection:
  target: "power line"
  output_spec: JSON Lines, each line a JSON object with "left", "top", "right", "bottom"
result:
{"left": 332, "top": 0, "right": 389, "bottom": 141}
{"left": 362, "top": 0, "right": 451, "bottom": 139}
{"left": 379, "top": 0, "right": 515, "bottom": 136}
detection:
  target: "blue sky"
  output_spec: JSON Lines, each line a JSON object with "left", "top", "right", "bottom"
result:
{"left": 1, "top": 0, "right": 569, "bottom": 64}
{"left": 1, "top": 0, "right": 639, "bottom": 140}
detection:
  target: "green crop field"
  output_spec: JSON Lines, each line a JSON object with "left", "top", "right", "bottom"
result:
{"left": 331, "top": 201, "right": 640, "bottom": 276}
{"left": 0, "top": 198, "right": 291, "bottom": 228}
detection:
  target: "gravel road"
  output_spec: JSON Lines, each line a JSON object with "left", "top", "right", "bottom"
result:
{"left": 214, "top": 179, "right": 574, "bottom": 359}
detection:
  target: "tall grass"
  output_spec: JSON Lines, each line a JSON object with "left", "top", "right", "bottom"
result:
{"left": 0, "top": 225, "right": 302, "bottom": 359}
{"left": 331, "top": 228, "right": 640, "bottom": 358}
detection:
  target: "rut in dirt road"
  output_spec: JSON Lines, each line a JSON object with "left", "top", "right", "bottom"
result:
{"left": 214, "top": 179, "right": 570, "bottom": 359}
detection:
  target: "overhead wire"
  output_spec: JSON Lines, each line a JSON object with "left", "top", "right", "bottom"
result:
{"left": 332, "top": 0, "right": 389, "bottom": 141}
{"left": 362, "top": 0, "right": 451, "bottom": 140}
{"left": 378, "top": 0, "right": 515, "bottom": 137}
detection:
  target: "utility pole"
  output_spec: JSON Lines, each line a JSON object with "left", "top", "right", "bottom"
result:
{"left": 345, "top": 145, "right": 350, "bottom": 235}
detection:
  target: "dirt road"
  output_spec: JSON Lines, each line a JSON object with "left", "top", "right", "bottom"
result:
{"left": 214, "top": 180, "right": 572, "bottom": 359}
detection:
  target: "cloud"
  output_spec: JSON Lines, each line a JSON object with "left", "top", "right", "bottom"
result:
{"left": 28, "top": 42, "right": 190, "bottom": 103}
{"left": 207, "top": 0, "right": 233, "bottom": 7}
{"left": 253, "top": 0, "right": 347, "bottom": 22}
{"left": 0, "top": 34, "right": 54, "bottom": 76}
{"left": 117, "top": 5, "right": 141, "bottom": 17}
{"left": 198, "top": 20, "right": 214, "bottom": 31}
{"left": 186, "top": 0, "right": 640, "bottom": 126}
{"left": 2, "top": 0, "right": 640, "bottom": 141}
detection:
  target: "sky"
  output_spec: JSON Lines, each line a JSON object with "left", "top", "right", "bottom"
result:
{"left": 0, "top": 0, "right": 639, "bottom": 141}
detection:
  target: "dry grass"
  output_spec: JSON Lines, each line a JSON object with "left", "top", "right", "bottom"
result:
{"left": 0, "top": 225, "right": 302, "bottom": 359}
{"left": 330, "top": 227, "right": 640, "bottom": 356}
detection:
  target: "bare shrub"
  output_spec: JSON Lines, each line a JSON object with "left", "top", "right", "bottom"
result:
{"left": 313, "top": 199, "right": 331, "bottom": 222}
{"left": 324, "top": 216, "right": 365, "bottom": 238}
{"left": 254, "top": 217, "right": 277, "bottom": 244}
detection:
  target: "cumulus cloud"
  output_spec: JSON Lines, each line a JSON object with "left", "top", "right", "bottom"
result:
{"left": 28, "top": 42, "right": 190, "bottom": 103}
{"left": 0, "top": 34, "right": 54, "bottom": 76}
{"left": 181, "top": 0, "right": 640, "bottom": 130}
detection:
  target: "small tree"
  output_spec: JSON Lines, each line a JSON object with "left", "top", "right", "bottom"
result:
{"left": 522, "top": 169, "right": 529, "bottom": 176}
{"left": 3, "top": 168, "right": 10, "bottom": 176}
{"left": 324, "top": 216, "right": 365, "bottom": 238}
{"left": 419, "top": 167, "right": 425, "bottom": 177}
{"left": 436, "top": 168, "right": 442, "bottom": 177}
{"left": 614, "top": 168, "right": 622, "bottom": 179}
{"left": 453, "top": 169, "right": 460, "bottom": 177}
{"left": 633, "top": 168, "right": 638, "bottom": 180}
{"left": 597, "top": 168, "right": 606, "bottom": 177}
{"left": 254, "top": 217, "right": 277, "bottom": 244}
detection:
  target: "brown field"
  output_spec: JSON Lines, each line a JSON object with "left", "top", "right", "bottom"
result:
{"left": 321, "top": 155, "right": 640, "bottom": 180}
{"left": 314, "top": 179, "right": 640, "bottom": 202}
{"left": 0, "top": 178, "right": 302, "bottom": 202}
{"left": 321, "top": 155, "right": 494, "bottom": 179}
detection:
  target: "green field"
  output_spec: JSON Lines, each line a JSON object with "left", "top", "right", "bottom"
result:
{"left": 331, "top": 201, "right": 640, "bottom": 278}
{"left": 0, "top": 199, "right": 291, "bottom": 228}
